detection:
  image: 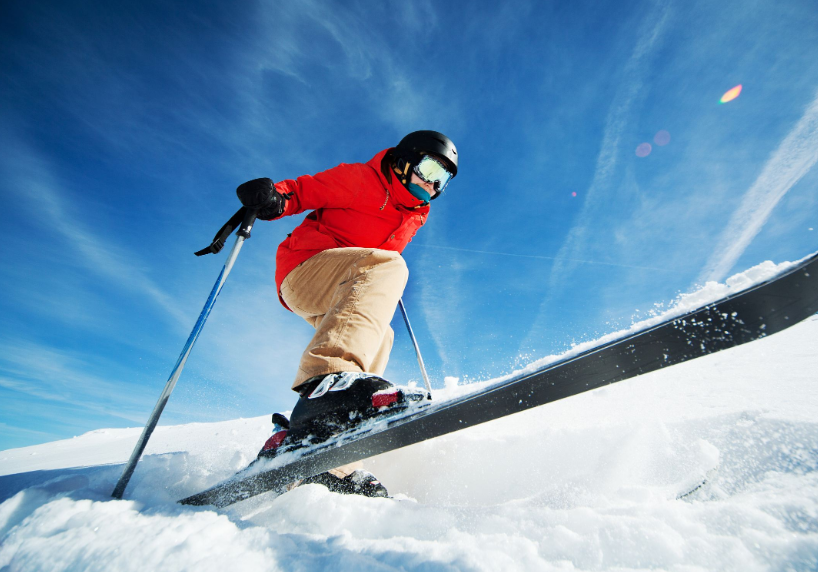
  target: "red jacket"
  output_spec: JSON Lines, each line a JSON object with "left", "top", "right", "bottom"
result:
{"left": 273, "top": 149, "right": 430, "bottom": 309}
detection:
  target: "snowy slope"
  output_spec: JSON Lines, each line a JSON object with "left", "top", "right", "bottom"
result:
{"left": 1, "top": 274, "right": 817, "bottom": 571}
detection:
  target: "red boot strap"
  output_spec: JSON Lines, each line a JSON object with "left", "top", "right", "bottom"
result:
{"left": 372, "top": 390, "right": 400, "bottom": 408}
{"left": 262, "top": 430, "right": 288, "bottom": 452}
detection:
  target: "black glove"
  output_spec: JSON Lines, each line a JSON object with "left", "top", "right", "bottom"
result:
{"left": 236, "top": 178, "right": 291, "bottom": 220}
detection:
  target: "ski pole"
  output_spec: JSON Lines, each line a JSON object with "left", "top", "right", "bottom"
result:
{"left": 112, "top": 208, "right": 258, "bottom": 499}
{"left": 398, "top": 298, "right": 433, "bottom": 398}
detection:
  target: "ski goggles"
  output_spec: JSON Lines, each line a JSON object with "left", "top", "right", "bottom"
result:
{"left": 414, "top": 155, "right": 454, "bottom": 193}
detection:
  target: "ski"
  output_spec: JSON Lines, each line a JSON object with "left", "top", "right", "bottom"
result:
{"left": 180, "top": 252, "right": 818, "bottom": 508}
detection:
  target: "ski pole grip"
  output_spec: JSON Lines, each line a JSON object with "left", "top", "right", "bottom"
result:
{"left": 195, "top": 207, "right": 248, "bottom": 256}
{"left": 237, "top": 208, "right": 258, "bottom": 239}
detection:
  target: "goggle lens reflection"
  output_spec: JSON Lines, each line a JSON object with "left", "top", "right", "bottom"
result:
{"left": 414, "top": 156, "right": 453, "bottom": 192}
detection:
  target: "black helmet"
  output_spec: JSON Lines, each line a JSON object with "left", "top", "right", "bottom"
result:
{"left": 393, "top": 130, "right": 458, "bottom": 188}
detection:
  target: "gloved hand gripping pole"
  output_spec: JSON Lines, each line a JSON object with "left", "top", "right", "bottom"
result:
{"left": 112, "top": 208, "right": 258, "bottom": 500}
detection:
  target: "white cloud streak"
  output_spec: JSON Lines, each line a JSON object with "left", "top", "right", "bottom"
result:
{"left": 520, "top": 1, "right": 672, "bottom": 351}
{"left": 420, "top": 244, "right": 674, "bottom": 272}
{"left": 255, "top": 1, "right": 455, "bottom": 134}
{"left": 1, "top": 141, "right": 190, "bottom": 329}
{"left": 413, "top": 219, "right": 465, "bottom": 378}
{"left": 0, "top": 339, "right": 151, "bottom": 424}
{"left": 699, "top": 89, "right": 818, "bottom": 282}
{"left": 546, "top": 2, "right": 672, "bottom": 291}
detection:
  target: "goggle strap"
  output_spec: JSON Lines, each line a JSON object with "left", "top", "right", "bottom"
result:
{"left": 401, "top": 161, "right": 411, "bottom": 184}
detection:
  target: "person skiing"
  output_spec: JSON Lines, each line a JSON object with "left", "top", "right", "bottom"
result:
{"left": 236, "top": 130, "right": 458, "bottom": 496}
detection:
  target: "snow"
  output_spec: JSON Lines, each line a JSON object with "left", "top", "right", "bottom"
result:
{"left": 1, "top": 261, "right": 818, "bottom": 571}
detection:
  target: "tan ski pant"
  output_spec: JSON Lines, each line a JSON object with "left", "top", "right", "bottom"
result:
{"left": 280, "top": 247, "right": 409, "bottom": 392}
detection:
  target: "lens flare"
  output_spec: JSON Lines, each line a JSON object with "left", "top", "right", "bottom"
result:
{"left": 654, "top": 130, "right": 671, "bottom": 146}
{"left": 572, "top": 192, "right": 577, "bottom": 197}
{"left": 720, "top": 84, "right": 742, "bottom": 104}
{"left": 635, "top": 143, "right": 652, "bottom": 158}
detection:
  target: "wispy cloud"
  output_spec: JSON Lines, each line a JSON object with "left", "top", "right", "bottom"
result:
{"left": 420, "top": 244, "right": 674, "bottom": 272}
{"left": 254, "top": 1, "right": 457, "bottom": 135}
{"left": 698, "top": 89, "right": 818, "bottom": 282}
{"left": 520, "top": 0, "right": 672, "bottom": 350}
{"left": 410, "top": 212, "right": 475, "bottom": 380}
{"left": 0, "top": 338, "right": 150, "bottom": 424}
{"left": 0, "top": 422, "right": 54, "bottom": 440}
{"left": 546, "top": 2, "right": 672, "bottom": 290}
{"left": 1, "top": 140, "right": 189, "bottom": 329}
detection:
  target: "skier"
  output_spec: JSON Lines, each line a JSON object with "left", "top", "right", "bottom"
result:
{"left": 236, "top": 131, "right": 458, "bottom": 497}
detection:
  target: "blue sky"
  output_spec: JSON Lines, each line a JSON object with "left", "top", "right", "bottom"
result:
{"left": 1, "top": 0, "right": 817, "bottom": 450}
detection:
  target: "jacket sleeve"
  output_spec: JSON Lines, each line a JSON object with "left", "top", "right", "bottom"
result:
{"left": 274, "top": 162, "right": 370, "bottom": 217}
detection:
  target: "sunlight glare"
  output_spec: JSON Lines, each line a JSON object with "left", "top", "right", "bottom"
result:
{"left": 635, "top": 143, "right": 652, "bottom": 157}
{"left": 720, "top": 84, "right": 742, "bottom": 104}
{"left": 654, "top": 130, "right": 671, "bottom": 146}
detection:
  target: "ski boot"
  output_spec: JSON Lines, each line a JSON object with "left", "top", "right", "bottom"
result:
{"left": 287, "top": 372, "right": 427, "bottom": 444}
{"left": 300, "top": 469, "right": 388, "bottom": 498}
{"left": 256, "top": 420, "right": 390, "bottom": 497}
{"left": 256, "top": 372, "right": 427, "bottom": 460}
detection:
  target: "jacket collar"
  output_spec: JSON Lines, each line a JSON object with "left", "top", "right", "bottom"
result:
{"left": 367, "top": 149, "right": 431, "bottom": 212}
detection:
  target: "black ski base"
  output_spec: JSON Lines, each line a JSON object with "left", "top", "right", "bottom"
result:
{"left": 180, "top": 252, "right": 818, "bottom": 508}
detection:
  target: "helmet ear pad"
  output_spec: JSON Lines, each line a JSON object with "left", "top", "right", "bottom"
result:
{"left": 393, "top": 155, "right": 416, "bottom": 186}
